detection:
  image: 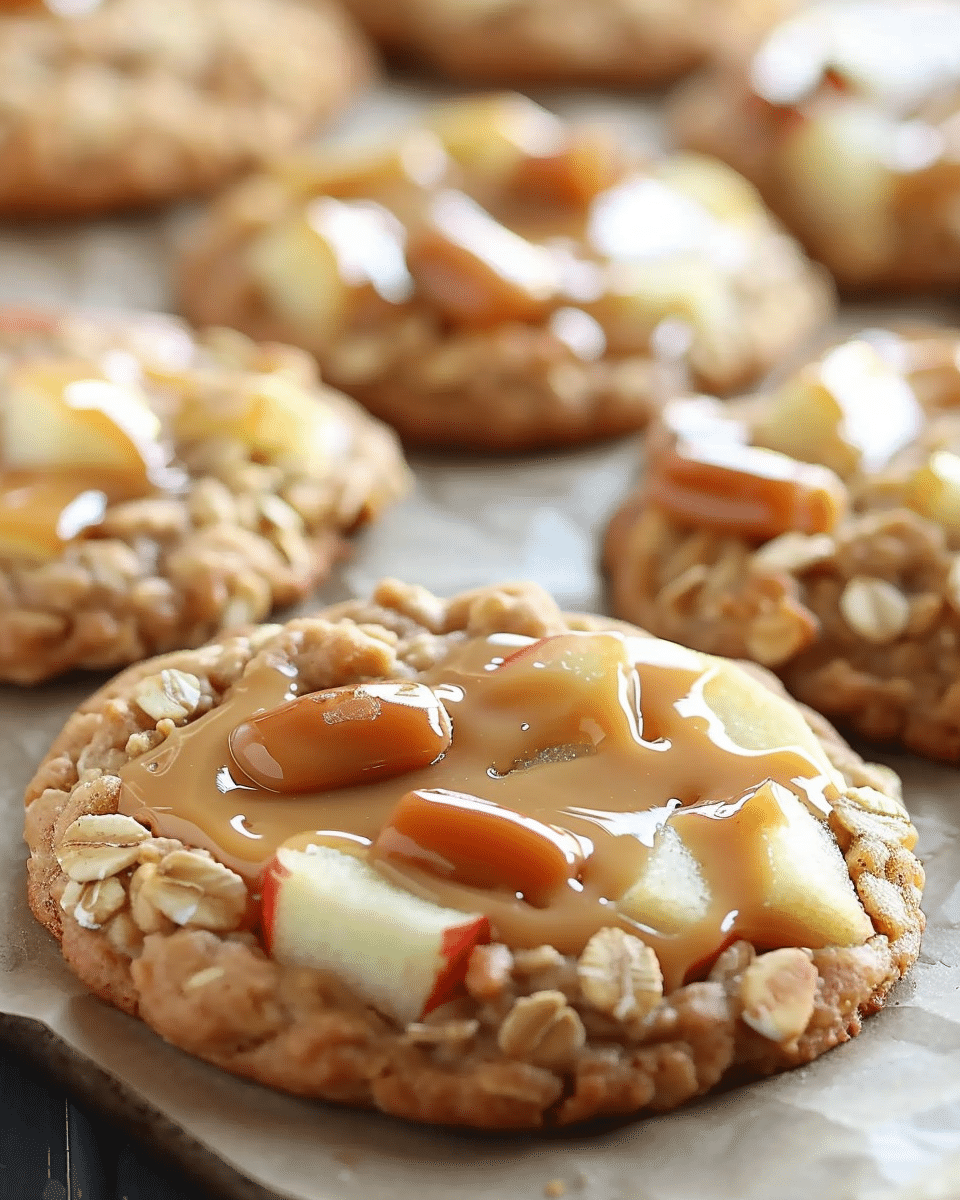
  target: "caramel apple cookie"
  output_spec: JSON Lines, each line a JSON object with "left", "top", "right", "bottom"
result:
{"left": 26, "top": 579, "right": 923, "bottom": 1128}
{"left": 605, "top": 327, "right": 960, "bottom": 760}
{"left": 670, "top": 0, "right": 960, "bottom": 291}
{"left": 0, "top": 0, "right": 372, "bottom": 218}
{"left": 340, "top": 0, "right": 793, "bottom": 88}
{"left": 0, "top": 307, "right": 409, "bottom": 683}
{"left": 178, "top": 94, "right": 832, "bottom": 452}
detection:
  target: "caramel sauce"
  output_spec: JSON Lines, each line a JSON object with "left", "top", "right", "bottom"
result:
{"left": 119, "top": 631, "right": 842, "bottom": 988}
{"left": 0, "top": 469, "right": 143, "bottom": 558}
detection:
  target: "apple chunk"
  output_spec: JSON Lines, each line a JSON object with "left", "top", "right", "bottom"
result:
{"left": 752, "top": 340, "right": 923, "bottom": 479}
{"left": 776, "top": 104, "right": 895, "bottom": 284}
{"left": 247, "top": 198, "right": 412, "bottom": 348}
{"left": 261, "top": 845, "right": 490, "bottom": 1025}
{"left": 618, "top": 824, "right": 711, "bottom": 936}
{"left": 2, "top": 361, "right": 164, "bottom": 487}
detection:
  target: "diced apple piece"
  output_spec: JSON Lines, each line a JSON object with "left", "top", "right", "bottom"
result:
{"left": 650, "top": 154, "right": 765, "bottom": 226}
{"left": 776, "top": 104, "right": 895, "bottom": 283}
{"left": 247, "top": 197, "right": 412, "bottom": 347}
{"left": 494, "top": 631, "right": 635, "bottom": 695}
{"left": 261, "top": 845, "right": 490, "bottom": 1025}
{"left": 659, "top": 396, "right": 748, "bottom": 448}
{"left": 373, "top": 787, "right": 585, "bottom": 905}
{"left": 588, "top": 257, "right": 736, "bottom": 356}
{"left": 699, "top": 657, "right": 843, "bottom": 790}
{"left": 646, "top": 438, "right": 848, "bottom": 541}
{"left": 2, "top": 361, "right": 163, "bottom": 490}
{"left": 425, "top": 93, "right": 564, "bottom": 181}
{"left": 406, "top": 189, "right": 561, "bottom": 327}
{"left": 905, "top": 450, "right": 960, "bottom": 531}
{"left": 753, "top": 340, "right": 924, "bottom": 478}
{"left": 618, "top": 825, "right": 711, "bottom": 936}
{"left": 229, "top": 681, "right": 452, "bottom": 793}
{"left": 751, "top": 782, "right": 873, "bottom": 948}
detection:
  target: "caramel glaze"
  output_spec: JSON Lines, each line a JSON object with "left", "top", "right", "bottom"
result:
{"left": 119, "top": 632, "right": 842, "bottom": 990}
{"left": 0, "top": 468, "right": 153, "bottom": 558}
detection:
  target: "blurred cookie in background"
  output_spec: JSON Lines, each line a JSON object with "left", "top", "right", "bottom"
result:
{"left": 341, "top": 0, "right": 796, "bottom": 87}
{"left": 0, "top": 0, "right": 373, "bottom": 218}
{"left": 0, "top": 307, "right": 409, "bottom": 682}
{"left": 670, "top": 0, "right": 960, "bottom": 291}
{"left": 179, "top": 94, "right": 832, "bottom": 452}
{"left": 605, "top": 326, "right": 960, "bottom": 760}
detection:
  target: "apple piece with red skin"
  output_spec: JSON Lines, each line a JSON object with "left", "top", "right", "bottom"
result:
{"left": 261, "top": 845, "right": 490, "bottom": 1025}
{"left": 494, "top": 631, "right": 629, "bottom": 682}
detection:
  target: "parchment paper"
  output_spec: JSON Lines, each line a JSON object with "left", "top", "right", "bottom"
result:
{"left": 1, "top": 83, "right": 960, "bottom": 1200}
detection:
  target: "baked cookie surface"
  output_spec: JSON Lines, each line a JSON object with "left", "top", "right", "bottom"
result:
{"left": 0, "top": 307, "right": 409, "bottom": 683}
{"left": 25, "top": 579, "right": 923, "bottom": 1129}
{"left": 0, "top": 0, "right": 372, "bottom": 218}
{"left": 606, "top": 327, "right": 960, "bottom": 759}
{"left": 670, "top": 0, "right": 960, "bottom": 291}
{"left": 341, "top": 0, "right": 792, "bottom": 87}
{"left": 179, "top": 94, "right": 831, "bottom": 452}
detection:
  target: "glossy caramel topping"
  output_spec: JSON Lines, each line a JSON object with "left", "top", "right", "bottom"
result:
{"left": 119, "top": 630, "right": 851, "bottom": 989}
{"left": 249, "top": 95, "right": 771, "bottom": 350}
{"left": 0, "top": 469, "right": 142, "bottom": 560}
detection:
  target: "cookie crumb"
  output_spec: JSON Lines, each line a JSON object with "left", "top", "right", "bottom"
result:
{"left": 545, "top": 1181, "right": 566, "bottom": 1198}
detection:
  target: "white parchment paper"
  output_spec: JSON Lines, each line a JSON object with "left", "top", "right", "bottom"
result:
{"left": 1, "top": 83, "right": 959, "bottom": 1200}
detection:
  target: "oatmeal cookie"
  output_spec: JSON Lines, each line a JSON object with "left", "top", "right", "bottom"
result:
{"left": 25, "top": 578, "right": 923, "bottom": 1129}
{"left": 669, "top": 0, "right": 960, "bottom": 291}
{"left": 0, "top": 0, "right": 372, "bottom": 218}
{"left": 605, "top": 326, "right": 960, "bottom": 760}
{"left": 341, "top": 0, "right": 793, "bottom": 87}
{"left": 178, "top": 93, "right": 832, "bottom": 452}
{"left": 0, "top": 307, "right": 409, "bottom": 683}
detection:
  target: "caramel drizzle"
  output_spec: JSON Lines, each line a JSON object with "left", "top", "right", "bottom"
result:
{"left": 119, "top": 632, "right": 840, "bottom": 989}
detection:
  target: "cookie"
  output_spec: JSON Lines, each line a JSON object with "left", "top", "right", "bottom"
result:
{"left": 25, "top": 578, "right": 922, "bottom": 1129}
{"left": 605, "top": 326, "right": 960, "bottom": 760}
{"left": 341, "top": 0, "right": 793, "bottom": 87}
{"left": 0, "top": 0, "right": 372, "bottom": 218}
{"left": 669, "top": 0, "right": 960, "bottom": 291}
{"left": 0, "top": 307, "right": 409, "bottom": 683}
{"left": 178, "top": 94, "right": 832, "bottom": 452}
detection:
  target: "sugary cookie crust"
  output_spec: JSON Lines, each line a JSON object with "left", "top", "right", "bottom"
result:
{"left": 342, "top": 0, "right": 793, "bottom": 87}
{"left": 25, "top": 580, "right": 923, "bottom": 1129}
{"left": 0, "top": 0, "right": 372, "bottom": 218}
{"left": 178, "top": 160, "right": 831, "bottom": 453}
{"left": 0, "top": 309, "right": 410, "bottom": 683}
{"left": 604, "top": 330, "right": 960, "bottom": 760}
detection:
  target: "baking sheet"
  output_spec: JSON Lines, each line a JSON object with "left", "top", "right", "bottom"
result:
{"left": 1, "top": 83, "right": 960, "bottom": 1200}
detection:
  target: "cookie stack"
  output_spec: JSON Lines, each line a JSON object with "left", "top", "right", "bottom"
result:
{"left": 4, "top": 0, "right": 952, "bottom": 1144}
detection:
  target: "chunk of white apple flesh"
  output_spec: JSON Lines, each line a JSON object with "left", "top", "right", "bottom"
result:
{"left": 2, "top": 361, "right": 164, "bottom": 485}
{"left": 261, "top": 845, "right": 490, "bottom": 1026}
{"left": 619, "top": 781, "right": 872, "bottom": 951}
